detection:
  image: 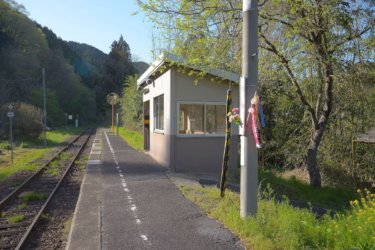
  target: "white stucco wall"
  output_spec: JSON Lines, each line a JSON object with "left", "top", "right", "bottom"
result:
{"left": 142, "top": 69, "right": 172, "bottom": 167}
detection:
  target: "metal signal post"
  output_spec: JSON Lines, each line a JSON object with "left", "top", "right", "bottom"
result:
{"left": 107, "top": 93, "right": 120, "bottom": 133}
{"left": 7, "top": 104, "right": 14, "bottom": 164}
{"left": 116, "top": 112, "right": 119, "bottom": 135}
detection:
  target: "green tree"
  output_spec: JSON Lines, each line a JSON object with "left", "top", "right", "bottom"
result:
{"left": 137, "top": 0, "right": 375, "bottom": 187}
{"left": 0, "top": 0, "right": 49, "bottom": 106}
{"left": 121, "top": 75, "right": 143, "bottom": 130}
{"left": 0, "top": 0, "right": 98, "bottom": 126}
{"left": 258, "top": 0, "right": 374, "bottom": 187}
{"left": 104, "top": 35, "right": 135, "bottom": 95}
{"left": 29, "top": 88, "right": 64, "bottom": 126}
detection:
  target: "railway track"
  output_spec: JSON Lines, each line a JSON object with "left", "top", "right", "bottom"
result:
{"left": 0, "top": 129, "right": 94, "bottom": 250}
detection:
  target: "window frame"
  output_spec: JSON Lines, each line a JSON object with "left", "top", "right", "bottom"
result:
{"left": 177, "top": 101, "right": 226, "bottom": 138}
{"left": 154, "top": 94, "right": 164, "bottom": 133}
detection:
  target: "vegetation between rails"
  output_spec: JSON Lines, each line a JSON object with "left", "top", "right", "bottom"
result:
{"left": 180, "top": 186, "right": 375, "bottom": 250}
{"left": 7, "top": 215, "right": 25, "bottom": 223}
{"left": 19, "top": 191, "right": 47, "bottom": 202}
{"left": 18, "top": 203, "right": 27, "bottom": 209}
{"left": 117, "top": 127, "right": 143, "bottom": 151}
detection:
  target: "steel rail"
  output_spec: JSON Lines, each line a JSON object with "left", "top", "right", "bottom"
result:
{"left": 15, "top": 128, "right": 94, "bottom": 250}
{"left": 0, "top": 129, "right": 88, "bottom": 209}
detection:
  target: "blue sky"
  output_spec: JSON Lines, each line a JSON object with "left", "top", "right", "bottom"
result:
{"left": 17, "top": 0, "right": 154, "bottom": 63}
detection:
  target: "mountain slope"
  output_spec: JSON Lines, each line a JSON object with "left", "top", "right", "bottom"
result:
{"left": 132, "top": 61, "right": 149, "bottom": 75}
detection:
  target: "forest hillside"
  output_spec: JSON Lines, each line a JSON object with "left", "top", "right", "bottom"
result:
{"left": 0, "top": 0, "right": 146, "bottom": 136}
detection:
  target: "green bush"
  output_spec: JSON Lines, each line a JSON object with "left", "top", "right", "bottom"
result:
{"left": 0, "top": 102, "right": 43, "bottom": 139}
{"left": 317, "top": 189, "right": 375, "bottom": 249}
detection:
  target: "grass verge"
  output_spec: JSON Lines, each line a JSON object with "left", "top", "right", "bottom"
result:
{"left": 117, "top": 127, "right": 143, "bottom": 151}
{"left": 0, "top": 128, "right": 82, "bottom": 181}
{"left": 229, "top": 168, "right": 356, "bottom": 210}
{"left": 258, "top": 170, "right": 357, "bottom": 210}
{"left": 180, "top": 186, "right": 375, "bottom": 250}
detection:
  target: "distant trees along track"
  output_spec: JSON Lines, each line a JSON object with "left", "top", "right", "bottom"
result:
{"left": 0, "top": 129, "right": 94, "bottom": 250}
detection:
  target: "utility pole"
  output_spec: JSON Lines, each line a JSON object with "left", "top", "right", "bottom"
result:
{"left": 42, "top": 68, "right": 47, "bottom": 147}
{"left": 240, "top": 0, "right": 258, "bottom": 217}
{"left": 116, "top": 112, "right": 119, "bottom": 136}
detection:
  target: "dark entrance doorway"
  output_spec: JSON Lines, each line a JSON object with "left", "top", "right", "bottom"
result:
{"left": 144, "top": 101, "right": 150, "bottom": 151}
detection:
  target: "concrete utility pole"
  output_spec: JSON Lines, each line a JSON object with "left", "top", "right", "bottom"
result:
{"left": 42, "top": 68, "right": 47, "bottom": 147}
{"left": 240, "top": 0, "right": 258, "bottom": 217}
{"left": 116, "top": 112, "right": 119, "bottom": 136}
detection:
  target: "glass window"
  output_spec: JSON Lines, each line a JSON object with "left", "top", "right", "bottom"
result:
{"left": 154, "top": 95, "right": 164, "bottom": 131}
{"left": 178, "top": 103, "right": 225, "bottom": 135}
{"left": 179, "top": 104, "right": 205, "bottom": 134}
{"left": 206, "top": 105, "right": 226, "bottom": 134}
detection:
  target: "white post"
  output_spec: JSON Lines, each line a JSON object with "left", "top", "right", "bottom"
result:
{"left": 240, "top": 0, "right": 258, "bottom": 217}
{"left": 75, "top": 115, "right": 79, "bottom": 128}
{"left": 9, "top": 116, "right": 13, "bottom": 164}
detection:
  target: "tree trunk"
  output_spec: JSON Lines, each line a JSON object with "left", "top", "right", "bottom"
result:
{"left": 307, "top": 126, "right": 324, "bottom": 187}
{"left": 305, "top": 34, "right": 334, "bottom": 187}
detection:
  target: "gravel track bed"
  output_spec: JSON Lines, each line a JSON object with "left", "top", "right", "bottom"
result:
{"left": 0, "top": 131, "right": 93, "bottom": 249}
{"left": 0, "top": 136, "right": 80, "bottom": 201}
{"left": 24, "top": 133, "right": 94, "bottom": 250}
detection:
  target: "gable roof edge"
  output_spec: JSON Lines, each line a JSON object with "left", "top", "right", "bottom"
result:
{"left": 137, "top": 53, "right": 240, "bottom": 89}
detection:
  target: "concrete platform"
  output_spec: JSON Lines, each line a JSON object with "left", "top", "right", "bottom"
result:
{"left": 66, "top": 129, "right": 243, "bottom": 250}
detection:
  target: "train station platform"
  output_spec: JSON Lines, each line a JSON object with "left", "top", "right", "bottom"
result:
{"left": 66, "top": 129, "right": 243, "bottom": 250}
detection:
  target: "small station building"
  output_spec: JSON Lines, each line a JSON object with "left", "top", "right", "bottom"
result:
{"left": 137, "top": 53, "right": 240, "bottom": 173}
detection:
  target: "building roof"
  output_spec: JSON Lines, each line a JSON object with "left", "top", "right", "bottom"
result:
{"left": 355, "top": 127, "right": 375, "bottom": 143}
{"left": 137, "top": 53, "right": 240, "bottom": 89}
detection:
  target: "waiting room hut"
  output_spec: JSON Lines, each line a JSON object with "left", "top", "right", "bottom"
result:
{"left": 137, "top": 53, "right": 240, "bottom": 173}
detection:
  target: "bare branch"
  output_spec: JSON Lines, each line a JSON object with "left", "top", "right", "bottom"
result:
{"left": 260, "top": 32, "right": 318, "bottom": 128}
{"left": 259, "top": 13, "right": 314, "bottom": 42}
{"left": 137, "top": 0, "right": 238, "bottom": 17}
{"left": 332, "top": 23, "right": 375, "bottom": 52}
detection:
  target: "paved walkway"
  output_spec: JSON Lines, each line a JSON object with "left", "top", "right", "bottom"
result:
{"left": 66, "top": 129, "right": 243, "bottom": 250}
